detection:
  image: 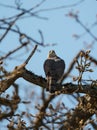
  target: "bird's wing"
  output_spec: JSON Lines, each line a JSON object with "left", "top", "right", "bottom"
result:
{"left": 55, "top": 58, "right": 65, "bottom": 79}
{"left": 43, "top": 59, "right": 55, "bottom": 76}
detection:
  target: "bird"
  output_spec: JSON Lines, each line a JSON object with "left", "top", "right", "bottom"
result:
{"left": 43, "top": 50, "right": 65, "bottom": 93}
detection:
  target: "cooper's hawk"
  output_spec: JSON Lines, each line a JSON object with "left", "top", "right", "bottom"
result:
{"left": 44, "top": 50, "right": 65, "bottom": 92}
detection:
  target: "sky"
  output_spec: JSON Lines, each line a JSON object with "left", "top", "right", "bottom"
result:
{"left": 0, "top": 0, "right": 97, "bottom": 129}
{"left": 0, "top": 0, "right": 97, "bottom": 75}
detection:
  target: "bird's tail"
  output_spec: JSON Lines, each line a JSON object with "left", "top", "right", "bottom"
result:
{"left": 47, "top": 76, "right": 56, "bottom": 93}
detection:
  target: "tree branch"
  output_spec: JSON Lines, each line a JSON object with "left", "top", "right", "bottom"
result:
{"left": 62, "top": 95, "right": 97, "bottom": 129}
{"left": 24, "top": 45, "right": 38, "bottom": 65}
{"left": 1, "top": 65, "right": 97, "bottom": 96}
{"left": 33, "top": 94, "right": 55, "bottom": 129}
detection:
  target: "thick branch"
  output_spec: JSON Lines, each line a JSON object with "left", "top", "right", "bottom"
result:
{"left": 22, "top": 69, "right": 47, "bottom": 88}
{"left": 0, "top": 65, "right": 46, "bottom": 93}
{"left": 0, "top": 64, "right": 25, "bottom": 93}
{"left": 61, "top": 83, "right": 97, "bottom": 96}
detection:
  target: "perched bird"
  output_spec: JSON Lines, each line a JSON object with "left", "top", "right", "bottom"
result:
{"left": 43, "top": 50, "right": 65, "bottom": 92}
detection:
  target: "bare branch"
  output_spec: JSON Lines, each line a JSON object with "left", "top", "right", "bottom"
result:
{"left": 34, "top": 0, "right": 85, "bottom": 13}
{"left": 24, "top": 45, "right": 38, "bottom": 65}
{"left": 67, "top": 11, "right": 97, "bottom": 42}
{"left": 0, "top": 42, "right": 30, "bottom": 61}
{"left": 0, "top": 18, "right": 18, "bottom": 42}
{"left": 0, "top": 26, "right": 45, "bottom": 45}
{"left": 61, "top": 50, "right": 97, "bottom": 82}
{"left": 76, "top": 17, "right": 97, "bottom": 41}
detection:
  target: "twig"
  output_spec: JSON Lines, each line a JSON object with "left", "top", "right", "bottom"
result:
{"left": 61, "top": 50, "right": 97, "bottom": 82}
{"left": 76, "top": 17, "right": 97, "bottom": 41}
{"left": 60, "top": 51, "right": 81, "bottom": 82}
{"left": 24, "top": 45, "right": 38, "bottom": 65}
{"left": 0, "top": 42, "right": 30, "bottom": 60}
{"left": 0, "top": 0, "right": 48, "bottom": 21}
{"left": 0, "top": 26, "right": 44, "bottom": 45}
{"left": 0, "top": 18, "right": 18, "bottom": 42}
{"left": 34, "top": 0, "right": 85, "bottom": 13}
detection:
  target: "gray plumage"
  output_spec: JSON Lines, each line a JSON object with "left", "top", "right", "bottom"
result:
{"left": 44, "top": 50, "right": 65, "bottom": 92}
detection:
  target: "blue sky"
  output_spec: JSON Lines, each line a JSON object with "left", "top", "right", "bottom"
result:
{"left": 0, "top": 0, "right": 97, "bottom": 76}
{"left": 0, "top": 0, "right": 97, "bottom": 129}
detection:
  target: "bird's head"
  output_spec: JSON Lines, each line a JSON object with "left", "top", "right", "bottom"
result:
{"left": 48, "top": 50, "right": 57, "bottom": 58}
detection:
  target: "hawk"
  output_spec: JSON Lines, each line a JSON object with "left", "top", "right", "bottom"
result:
{"left": 43, "top": 50, "right": 65, "bottom": 93}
